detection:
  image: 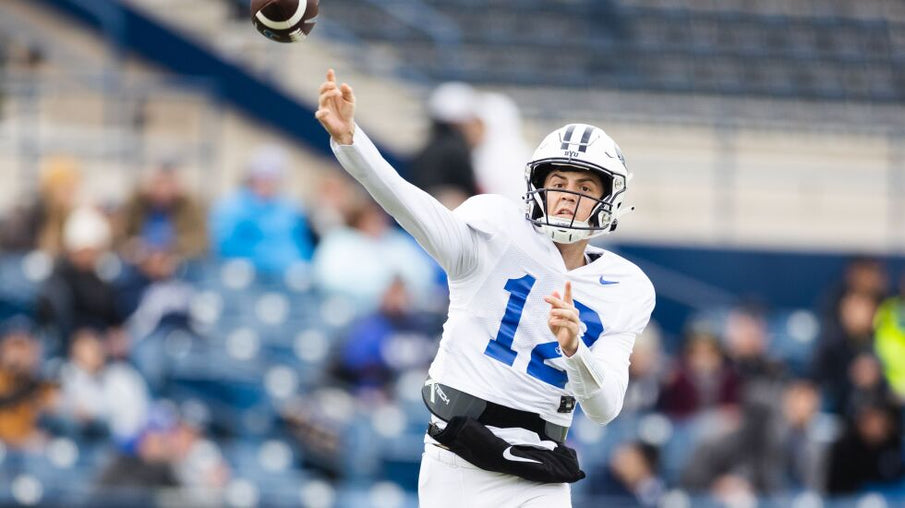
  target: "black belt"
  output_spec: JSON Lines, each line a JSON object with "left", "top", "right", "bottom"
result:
{"left": 422, "top": 378, "right": 569, "bottom": 443}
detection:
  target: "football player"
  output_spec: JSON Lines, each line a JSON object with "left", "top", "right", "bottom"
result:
{"left": 316, "top": 69, "right": 655, "bottom": 507}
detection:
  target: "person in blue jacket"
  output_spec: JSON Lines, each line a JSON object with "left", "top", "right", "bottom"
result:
{"left": 211, "top": 144, "right": 315, "bottom": 274}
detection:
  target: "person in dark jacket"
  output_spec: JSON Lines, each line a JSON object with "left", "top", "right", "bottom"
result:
{"left": 409, "top": 82, "right": 484, "bottom": 207}
{"left": 826, "top": 397, "right": 904, "bottom": 494}
{"left": 37, "top": 207, "right": 124, "bottom": 355}
{"left": 812, "top": 290, "right": 883, "bottom": 415}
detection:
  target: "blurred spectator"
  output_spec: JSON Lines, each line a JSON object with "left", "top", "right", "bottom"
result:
{"left": 0, "top": 318, "right": 57, "bottom": 449}
{"left": 659, "top": 331, "right": 740, "bottom": 419}
{"left": 98, "top": 404, "right": 181, "bottom": 489}
{"left": 681, "top": 402, "right": 774, "bottom": 495}
{"left": 826, "top": 398, "right": 904, "bottom": 494}
{"left": 170, "top": 419, "right": 230, "bottom": 490}
{"left": 813, "top": 291, "right": 882, "bottom": 414}
{"left": 0, "top": 199, "right": 37, "bottom": 251}
{"left": 592, "top": 441, "right": 664, "bottom": 506}
{"left": 409, "top": 82, "right": 482, "bottom": 207}
{"left": 119, "top": 160, "right": 207, "bottom": 260}
{"left": 36, "top": 207, "right": 124, "bottom": 355}
{"left": 622, "top": 322, "right": 665, "bottom": 415}
{"left": 723, "top": 305, "right": 786, "bottom": 412}
{"left": 873, "top": 273, "right": 905, "bottom": 401}
{"left": 683, "top": 379, "right": 827, "bottom": 496}
{"left": 724, "top": 305, "right": 781, "bottom": 380}
{"left": 472, "top": 92, "right": 530, "bottom": 202}
{"left": 773, "top": 380, "right": 826, "bottom": 491}
{"left": 281, "top": 389, "right": 350, "bottom": 478}
{"left": 37, "top": 156, "right": 83, "bottom": 255}
{"left": 211, "top": 144, "right": 315, "bottom": 273}
{"left": 313, "top": 199, "right": 438, "bottom": 316}
{"left": 57, "top": 328, "right": 150, "bottom": 447}
{"left": 118, "top": 245, "right": 193, "bottom": 338}
{"left": 709, "top": 474, "right": 758, "bottom": 508}
{"left": 331, "top": 277, "right": 439, "bottom": 395}
{"left": 115, "top": 245, "right": 195, "bottom": 393}
{"left": 820, "top": 256, "right": 888, "bottom": 334}
{"left": 98, "top": 402, "right": 228, "bottom": 491}
{"left": 307, "top": 172, "right": 359, "bottom": 238}
{"left": 847, "top": 353, "right": 891, "bottom": 413}
{"left": 0, "top": 156, "right": 81, "bottom": 254}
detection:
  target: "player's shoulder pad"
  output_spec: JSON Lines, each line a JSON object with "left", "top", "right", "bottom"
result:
{"left": 453, "top": 194, "right": 524, "bottom": 235}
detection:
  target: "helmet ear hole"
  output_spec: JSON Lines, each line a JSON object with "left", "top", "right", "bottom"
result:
{"left": 599, "top": 175, "right": 613, "bottom": 200}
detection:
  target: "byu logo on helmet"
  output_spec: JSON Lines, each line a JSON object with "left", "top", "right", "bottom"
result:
{"left": 559, "top": 124, "right": 598, "bottom": 155}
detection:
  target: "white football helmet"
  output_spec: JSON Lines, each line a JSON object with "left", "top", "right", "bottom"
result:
{"left": 525, "top": 123, "right": 632, "bottom": 244}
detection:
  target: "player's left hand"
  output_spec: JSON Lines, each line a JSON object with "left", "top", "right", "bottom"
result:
{"left": 544, "top": 281, "right": 581, "bottom": 357}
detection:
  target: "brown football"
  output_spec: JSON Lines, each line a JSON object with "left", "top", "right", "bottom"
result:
{"left": 250, "top": 0, "right": 319, "bottom": 43}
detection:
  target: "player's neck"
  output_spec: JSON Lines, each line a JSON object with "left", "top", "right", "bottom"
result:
{"left": 554, "top": 240, "right": 589, "bottom": 271}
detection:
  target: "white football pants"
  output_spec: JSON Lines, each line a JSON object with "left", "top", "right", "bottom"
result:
{"left": 418, "top": 443, "right": 571, "bottom": 508}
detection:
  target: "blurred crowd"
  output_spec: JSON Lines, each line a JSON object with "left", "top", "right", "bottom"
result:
{"left": 0, "top": 83, "right": 903, "bottom": 506}
{"left": 0, "top": 137, "right": 446, "bottom": 502}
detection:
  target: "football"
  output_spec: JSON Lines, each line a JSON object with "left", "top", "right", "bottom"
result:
{"left": 250, "top": 0, "right": 319, "bottom": 43}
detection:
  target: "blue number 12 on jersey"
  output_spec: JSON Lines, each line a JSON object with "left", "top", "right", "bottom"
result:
{"left": 484, "top": 274, "right": 604, "bottom": 388}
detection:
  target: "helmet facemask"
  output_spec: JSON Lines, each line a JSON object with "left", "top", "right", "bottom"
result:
{"left": 525, "top": 161, "right": 626, "bottom": 244}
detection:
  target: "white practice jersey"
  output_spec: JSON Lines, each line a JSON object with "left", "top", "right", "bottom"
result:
{"left": 435, "top": 194, "right": 654, "bottom": 427}
{"left": 331, "top": 127, "right": 655, "bottom": 440}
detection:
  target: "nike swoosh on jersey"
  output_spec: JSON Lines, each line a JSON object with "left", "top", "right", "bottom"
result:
{"left": 502, "top": 446, "right": 542, "bottom": 464}
{"left": 599, "top": 277, "right": 619, "bottom": 285}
